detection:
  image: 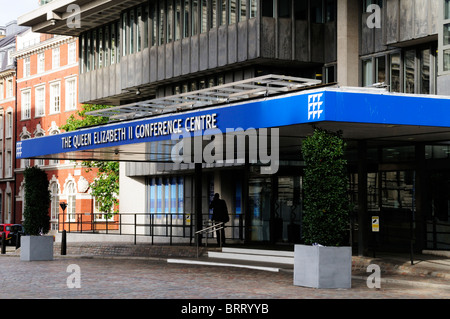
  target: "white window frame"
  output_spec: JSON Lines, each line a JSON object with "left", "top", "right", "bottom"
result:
{"left": 68, "top": 42, "right": 77, "bottom": 65}
{"left": 52, "top": 47, "right": 60, "bottom": 69}
{"left": 93, "top": 198, "right": 114, "bottom": 221}
{"left": 5, "top": 110, "right": 12, "bottom": 139}
{"left": 24, "top": 57, "right": 30, "bottom": 77}
{"left": 65, "top": 77, "right": 77, "bottom": 111}
{"left": 66, "top": 181, "right": 76, "bottom": 222}
{"left": 35, "top": 85, "right": 45, "bottom": 117}
{"left": 49, "top": 81, "right": 61, "bottom": 114}
{"left": 7, "top": 50, "right": 13, "bottom": 66}
{"left": 6, "top": 79, "right": 12, "bottom": 98}
{"left": 21, "top": 89, "right": 31, "bottom": 120}
{"left": 37, "top": 52, "right": 45, "bottom": 73}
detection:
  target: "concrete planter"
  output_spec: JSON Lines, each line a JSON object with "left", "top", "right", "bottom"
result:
{"left": 20, "top": 236, "right": 54, "bottom": 261}
{"left": 293, "top": 244, "right": 352, "bottom": 289}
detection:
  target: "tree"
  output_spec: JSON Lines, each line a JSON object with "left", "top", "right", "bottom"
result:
{"left": 23, "top": 166, "right": 51, "bottom": 236}
{"left": 301, "top": 128, "right": 350, "bottom": 246}
{"left": 60, "top": 104, "right": 119, "bottom": 216}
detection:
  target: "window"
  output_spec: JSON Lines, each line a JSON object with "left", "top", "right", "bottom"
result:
{"left": 148, "top": 177, "right": 184, "bottom": 218}
{"left": 49, "top": 127, "right": 60, "bottom": 165}
{"left": 0, "top": 113, "right": 3, "bottom": 141}
{"left": 5, "top": 111, "right": 12, "bottom": 139}
{"left": 68, "top": 42, "right": 77, "bottom": 64}
{"left": 143, "top": 5, "right": 149, "bottom": 48}
{"left": 192, "top": 0, "right": 199, "bottom": 35}
{"left": 20, "top": 133, "right": 31, "bottom": 168}
{"left": 137, "top": 6, "right": 142, "bottom": 51}
{"left": 220, "top": 0, "right": 227, "bottom": 25}
{"left": 37, "top": 53, "right": 45, "bottom": 73}
{"left": 7, "top": 50, "right": 13, "bottom": 66}
{"left": 50, "top": 182, "right": 60, "bottom": 222}
{"left": 5, "top": 151, "right": 11, "bottom": 178}
{"left": 278, "top": 0, "right": 291, "bottom": 18}
{"left": 211, "top": 0, "right": 217, "bottom": 28}
{"left": 94, "top": 198, "right": 114, "bottom": 221}
{"left": 50, "top": 82, "right": 61, "bottom": 114}
{"left": 239, "top": 0, "right": 247, "bottom": 21}
{"left": 52, "top": 47, "right": 60, "bottom": 69}
{"left": 250, "top": 0, "right": 257, "bottom": 18}
{"left": 420, "top": 49, "right": 431, "bottom": 94}
{"left": 175, "top": 0, "right": 182, "bottom": 39}
{"left": 404, "top": 50, "right": 415, "bottom": 94}
{"left": 444, "top": 49, "right": 450, "bottom": 72}
{"left": 24, "top": 57, "right": 30, "bottom": 77}
{"left": 390, "top": 53, "right": 401, "bottom": 93}
{"left": 201, "top": 0, "right": 208, "bottom": 32}
{"left": 21, "top": 90, "right": 31, "bottom": 120}
{"left": 122, "top": 12, "right": 127, "bottom": 57}
{"left": 445, "top": 0, "right": 450, "bottom": 20}
{"left": 311, "top": 0, "right": 324, "bottom": 23}
{"left": 35, "top": 86, "right": 45, "bottom": 117}
{"left": 66, "top": 78, "right": 77, "bottom": 111}
{"left": 111, "top": 23, "right": 117, "bottom": 64}
{"left": 183, "top": 0, "right": 190, "bottom": 38}
{"left": 6, "top": 79, "right": 12, "bottom": 98}
{"left": 229, "top": 0, "right": 237, "bottom": 24}
{"left": 375, "top": 56, "right": 386, "bottom": 83}
{"left": 151, "top": 2, "right": 157, "bottom": 46}
{"left": 362, "top": 59, "right": 373, "bottom": 87}
{"left": 159, "top": 0, "right": 166, "bottom": 44}
{"left": 262, "top": 0, "right": 273, "bottom": 17}
{"left": 129, "top": 9, "right": 135, "bottom": 53}
{"left": 66, "top": 181, "right": 76, "bottom": 222}
{"left": 167, "top": 1, "right": 173, "bottom": 42}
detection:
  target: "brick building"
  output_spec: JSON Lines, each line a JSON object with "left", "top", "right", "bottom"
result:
{"left": 0, "top": 21, "right": 27, "bottom": 224}
{"left": 13, "top": 29, "right": 102, "bottom": 233}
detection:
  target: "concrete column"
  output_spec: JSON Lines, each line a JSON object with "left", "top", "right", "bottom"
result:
{"left": 337, "top": 0, "right": 360, "bottom": 87}
{"left": 357, "top": 140, "right": 369, "bottom": 256}
{"left": 195, "top": 163, "right": 203, "bottom": 245}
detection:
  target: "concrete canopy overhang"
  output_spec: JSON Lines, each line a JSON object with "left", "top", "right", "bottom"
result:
{"left": 17, "top": 0, "right": 147, "bottom": 36}
{"left": 16, "top": 87, "right": 450, "bottom": 164}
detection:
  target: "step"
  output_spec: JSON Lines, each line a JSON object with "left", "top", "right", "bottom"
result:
{"left": 222, "top": 247, "right": 294, "bottom": 258}
{"left": 167, "top": 259, "right": 281, "bottom": 272}
{"left": 207, "top": 248, "right": 294, "bottom": 265}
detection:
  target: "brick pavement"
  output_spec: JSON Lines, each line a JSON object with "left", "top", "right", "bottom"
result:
{"left": 0, "top": 254, "right": 449, "bottom": 300}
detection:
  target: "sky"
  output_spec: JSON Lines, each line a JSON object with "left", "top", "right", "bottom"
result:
{"left": 0, "top": 0, "right": 40, "bottom": 26}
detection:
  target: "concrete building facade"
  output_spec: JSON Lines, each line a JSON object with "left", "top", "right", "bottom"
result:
{"left": 16, "top": 0, "right": 450, "bottom": 254}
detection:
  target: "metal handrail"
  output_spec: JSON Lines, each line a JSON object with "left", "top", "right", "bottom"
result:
{"left": 195, "top": 222, "right": 224, "bottom": 258}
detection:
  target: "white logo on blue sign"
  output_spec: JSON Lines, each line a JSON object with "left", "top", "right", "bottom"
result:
{"left": 308, "top": 93, "right": 324, "bottom": 120}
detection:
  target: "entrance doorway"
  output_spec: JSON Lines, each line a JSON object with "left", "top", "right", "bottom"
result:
{"left": 248, "top": 175, "right": 302, "bottom": 243}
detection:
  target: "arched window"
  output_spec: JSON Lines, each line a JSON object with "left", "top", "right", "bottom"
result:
{"left": 66, "top": 181, "right": 76, "bottom": 222}
{"left": 50, "top": 182, "right": 60, "bottom": 229}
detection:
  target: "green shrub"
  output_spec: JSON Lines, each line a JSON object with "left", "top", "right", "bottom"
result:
{"left": 23, "top": 166, "right": 51, "bottom": 236}
{"left": 302, "top": 128, "right": 350, "bottom": 246}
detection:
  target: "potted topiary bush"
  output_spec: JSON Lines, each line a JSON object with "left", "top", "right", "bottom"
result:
{"left": 293, "top": 128, "right": 351, "bottom": 288}
{"left": 20, "top": 166, "right": 53, "bottom": 261}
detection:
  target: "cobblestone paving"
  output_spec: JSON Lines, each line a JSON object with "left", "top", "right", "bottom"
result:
{"left": 0, "top": 256, "right": 449, "bottom": 300}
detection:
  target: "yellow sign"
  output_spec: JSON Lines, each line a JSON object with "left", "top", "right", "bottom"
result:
{"left": 372, "top": 216, "right": 379, "bottom": 232}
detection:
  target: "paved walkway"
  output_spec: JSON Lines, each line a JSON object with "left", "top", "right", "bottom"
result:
{"left": 0, "top": 243, "right": 449, "bottom": 301}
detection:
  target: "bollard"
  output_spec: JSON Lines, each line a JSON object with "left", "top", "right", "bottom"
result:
{"left": 61, "top": 230, "right": 67, "bottom": 255}
{"left": 1, "top": 232, "right": 5, "bottom": 254}
{"left": 15, "top": 233, "right": 21, "bottom": 249}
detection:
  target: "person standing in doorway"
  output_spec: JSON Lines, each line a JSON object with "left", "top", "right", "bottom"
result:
{"left": 209, "top": 193, "right": 229, "bottom": 246}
